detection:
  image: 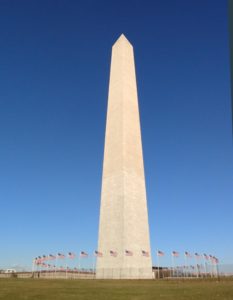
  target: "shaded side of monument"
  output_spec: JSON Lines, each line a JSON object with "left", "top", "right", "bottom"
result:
{"left": 96, "top": 34, "right": 152, "bottom": 279}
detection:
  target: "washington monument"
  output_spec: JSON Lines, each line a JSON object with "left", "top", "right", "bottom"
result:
{"left": 96, "top": 34, "right": 152, "bottom": 279}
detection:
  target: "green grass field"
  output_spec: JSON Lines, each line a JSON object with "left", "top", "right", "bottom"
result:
{"left": 0, "top": 278, "right": 233, "bottom": 300}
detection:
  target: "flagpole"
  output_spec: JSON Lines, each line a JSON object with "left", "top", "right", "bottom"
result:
{"left": 32, "top": 259, "right": 35, "bottom": 277}
{"left": 212, "top": 259, "right": 214, "bottom": 278}
{"left": 210, "top": 256, "right": 213, "bottom": 278}
{"left": 172, "top": 254, "right": 174, "bottom": 277}
{"left": 206, "top": 258, "right": 209, "bottom": 277}
{"left": 215, "top": 261, "right": 219, "bottom": 278}
{"left": 92, "top": 255, "right": 94, "bottom": 277}
{"left": 184, "top": 255, "right": 187, "bottom": 278}
{"left": 92, "top": 254, "right": 95, "bottom": 279}
{"left": 78, "top": 253, "right": 81, "bottom": 274}
{"left": 65, "top": 257, "right": 67, "bottom": 279}
{"left": 195, "top": 257, "right": 198, "bottom": 278}
{"left": 39, "top": 262, "right": 42, "bottom": 278}
{"left": 203, "top": 256, "right": 207, "bottom": 277}
{"left": 212, "top": 257, "right": 218, "bottom": 278}
{"left": 55, "top": 256, "right": 57, "bottom": 277}
{"left": 157, "top": 254, "right": 160, "bottom": 279}
{"left": 140, "top": 251, "right": 142, "bottom": 280}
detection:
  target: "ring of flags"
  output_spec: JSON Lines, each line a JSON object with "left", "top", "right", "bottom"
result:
{"left": 33, "top": 249, "right": 219, "bottom": 272}
{"left": 33, "top": 249, "right": 151, "bottom": 268}
{"left": 34, "top": 250, "right": 219, "bottom": 263}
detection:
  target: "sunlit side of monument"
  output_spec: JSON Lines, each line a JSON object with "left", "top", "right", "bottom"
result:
{"left": 96, "top": 34, "right": 152, "bottom": 279}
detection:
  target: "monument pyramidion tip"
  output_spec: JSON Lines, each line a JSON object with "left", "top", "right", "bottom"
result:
{"left": 114, "top": 33, "right": 132, "bottom": 46}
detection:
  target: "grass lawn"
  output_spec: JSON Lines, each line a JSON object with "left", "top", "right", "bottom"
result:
{"left": 0, "top": 278, "right": 233, "bottom": 300}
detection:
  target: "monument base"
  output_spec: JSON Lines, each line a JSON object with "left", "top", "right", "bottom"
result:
{"left": 96, "top": 268, "right": 153, "bottom": 279}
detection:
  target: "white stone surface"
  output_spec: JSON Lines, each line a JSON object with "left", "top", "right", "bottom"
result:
{"left": 96, "top": 34, "right": 152, "bottom": 279}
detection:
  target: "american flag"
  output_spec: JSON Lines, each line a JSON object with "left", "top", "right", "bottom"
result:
{"left": 36, "top": 256, "right": 42, "bottom": 264}
{"left": 34, "top": 257, "right": 38, "bottom": 264}
{"left": 80, "top": 251, "right": 88, "bottom": 257}
{"left": 68, "top": 252, "right": 76, "bottom": 259}
{"left": 42, "top": 255, "right": 47, "bottom": 261}
{"left": 172, "top": 251, "right": 179, "bottom": 257}
{"left": 195, "top": 253, "right": 201, "bottom": 259}
{"left": 125, "top": 250, "right": 133, "bottom": 256}
{"left": 42, "top": 263, "right": 48, "bottom": 268}
{"left": 110, "top": 250, "right": 117, "bottom": 257}
{"left": 57, "top": 253, "right": 65, "bottom": 259}
{"left": 157, "top": 250, "right": 165, "bottom": 256}
{"left": 94, "top": 250, "right": 103, "bottom": 257}
{"left": 213, "top": 257, "right": 219, "bottom": 264}
{"left": 49, "top": 254, "right": 56, "bottom": 260}
{"left": 184, "top": 251, "right": 192, "bottom": 258}
{"left": 210, "top": 256, "right": 219, "bottom": 264}
{"left": 203, "top": 253, "right": 209, "bottom": 260}
{"left": 142, "top": 250, "right": 149, "bottom": 257}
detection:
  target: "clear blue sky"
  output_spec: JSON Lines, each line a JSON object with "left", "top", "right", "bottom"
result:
{"left": 0, "top": 0, "right": 232, "bottom": 269}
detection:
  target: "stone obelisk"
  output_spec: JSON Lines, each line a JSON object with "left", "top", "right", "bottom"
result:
{"left": 96, "top": 34, "right": 152, "bottom": 279}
